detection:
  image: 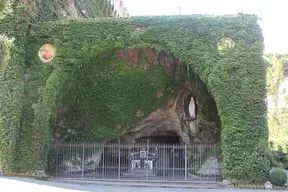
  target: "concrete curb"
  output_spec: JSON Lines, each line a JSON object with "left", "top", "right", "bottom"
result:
{"left": 53, "top": 179, "right": 222, "bottom": 189}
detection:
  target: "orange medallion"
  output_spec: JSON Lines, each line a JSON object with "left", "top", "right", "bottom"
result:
{"left": 38, "top": 44, "right": 55, "bottom": 62}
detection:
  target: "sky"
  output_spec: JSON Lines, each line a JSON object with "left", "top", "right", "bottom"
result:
{"left": 123, "top": 0, "right": 288, "bottom": 54}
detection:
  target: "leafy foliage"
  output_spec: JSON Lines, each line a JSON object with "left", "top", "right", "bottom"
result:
{"left": 0, "top": 35, "right": 5, "bottom": 64}
{"left": 269, "top": 167, "right": 287, "bottom": 186}
{"left": 0, "top": 13, "right": 29, "bottom": 172}
{"left": 268, "top": 145, "right": 288, "bottom": 169}
{"left": 0, "top": 0, "right": 8, "bottom": 13}
{"left": 265, "top": 54, "right": 288, "bottom": 150}
{"left": 58, "top": 57, "right": 167, "bottom": 142}
{"left": 265, "top": 55, "right": 286, "bottom": 100}
{"left": 0, "top": 2, "right": 269, "bottom": 183}
{"left": 0, "top": 0, "right": 118, "bottom": 173}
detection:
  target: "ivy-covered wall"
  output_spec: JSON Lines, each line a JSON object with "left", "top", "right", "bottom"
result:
{"left": 0, "top": 0, "right": 121, "bottom": 173}
{"left": 0, "top": 0, "right": 123, "bottom": 172}
{"left": 0, "top": 10, "right": 29, "bottom": 172}
{"left": 0, "top": 8, "right": 269, "bottom": 183}
{"left": 25, "top": 15, "right": 269, "bottom": 182}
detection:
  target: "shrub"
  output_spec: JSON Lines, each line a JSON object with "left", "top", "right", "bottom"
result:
{"left": 269, "top": 167, "right": 287, "bottom": 186}
{"left": 267, "top": 144, "right": 288, "bottom": 169}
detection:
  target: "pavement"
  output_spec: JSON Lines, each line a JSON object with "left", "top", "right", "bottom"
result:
{"left": 0, "top": 176, "right": 279, "bottom": 192}
{"left": 54, "top": 178, "right": 221, "bottom": 189}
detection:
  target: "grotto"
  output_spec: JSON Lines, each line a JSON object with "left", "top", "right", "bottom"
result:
{"left": 0, "top": 8, "right": 270, "bottom": 183}
{"left": 47, "top": 47, "right": 221, "bottom": 179}
{"left": 51, "top": 48, "right": 221, "bottom": 146}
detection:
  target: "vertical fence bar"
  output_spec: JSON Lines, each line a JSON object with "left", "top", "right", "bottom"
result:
{"left": 69, "top": 142, "right": 71, "bottom": 178}
{"left": 199, "top": 143, "right": 202, "bottom": 182}
{"left": 184, "top": 143, "right": 187, "bottom": 181}
{"left": 215, "top": 143, "right": 218, "bottom": 181}
{"left": 118, "top": 140, "right": 121, "bottom": 180}
{"left": 163, "top": 143, "right": 166, "bottom": 179}
{"left": 69, "top": 142, "right": 72, "bottom": 178}
{"left": 162, "top": 143, "right": 164, "bottom": 180}
{"left": 146, "top": 140, "right": 149, "bottom": 181}
{"left": 56, "top": 144, "right": 58, "bottom": 178}
{"left": 211, "top": 143, "right": 214, "bottom": 181}
{"left": 172, "top": 144, "right": 175, "bottom": 181}
{"left": 93, "top": 142, "right": 96, "bottom": 179}
{"left": 68, "top": 142, "right": 70, "bottom": 178}
{"left": 204, "top": 143, "right": 206, "bottom": 181}
{"left": 132, "top": 140, "right": 135, "bottom": 176}
{"left": 102, "top": 142, "right": 104, "bottom": 179}
{"left": 74, "top": 142, "right": 76, "bottom": 178}
{"left": 82, "top": 142, "right": 85, "bottom": 178}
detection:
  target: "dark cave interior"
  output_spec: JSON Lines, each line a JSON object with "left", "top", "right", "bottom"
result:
{"left": 134, "top": 132, "right": 180, "bottom": 144}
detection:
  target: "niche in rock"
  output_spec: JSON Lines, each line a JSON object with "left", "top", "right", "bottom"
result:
{"left": 115, "top": 48, "right": 221, "bottom": 144}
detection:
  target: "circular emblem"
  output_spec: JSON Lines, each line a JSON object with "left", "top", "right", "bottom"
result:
{"left": 217, "top": 38, "right": 235, "bottom": 55}
{"left": 38, "top": 44, "right": 55, "bottom": 62}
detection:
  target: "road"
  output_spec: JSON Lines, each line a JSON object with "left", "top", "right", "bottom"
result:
{"left": 0, "top": 177, "right": 275, "bottom": 192}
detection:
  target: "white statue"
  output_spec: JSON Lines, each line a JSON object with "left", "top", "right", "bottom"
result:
{"left": 188, "top": 96, "right": 196, "bottom": 121}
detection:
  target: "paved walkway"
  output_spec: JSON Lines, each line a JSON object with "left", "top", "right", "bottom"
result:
{"left": 0, "top": 176, "right": 277, "bottom": 192}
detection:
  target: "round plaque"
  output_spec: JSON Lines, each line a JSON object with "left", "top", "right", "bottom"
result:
{"left": 38, "top": 44, "right": 55, "bottom": 62}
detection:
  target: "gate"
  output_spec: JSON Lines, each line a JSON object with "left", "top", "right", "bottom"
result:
{"left": 48, "top": 141, "right": 222, "bottom": 182}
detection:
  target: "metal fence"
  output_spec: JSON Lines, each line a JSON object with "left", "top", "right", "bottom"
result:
{"left": 48, "top": 141, "right": 222, "bottom": 182}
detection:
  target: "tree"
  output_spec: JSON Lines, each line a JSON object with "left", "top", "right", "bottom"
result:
{"left": 265, "top": 54, "right": 288, "bottom": 150}
{"left": 0, "top": 0, "right": 9, "bottom": 15}
{"left": 0, "top": 0, "right": 7, "bottom": 12}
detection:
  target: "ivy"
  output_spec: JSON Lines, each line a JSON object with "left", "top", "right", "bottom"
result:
{"left": 0, "top": 0, "right": 123, "bottom": 173}
{"left": 0, "top": 6, "right": 269, "bottom": 184}
{"left": 0, "top": 16, "right": 29, "bottom": 172}
{"left": 60, "top": 57, "right": 166, "bottom": 141}
{"left": 0, "top": 0, "right": 9, "bottom": 13}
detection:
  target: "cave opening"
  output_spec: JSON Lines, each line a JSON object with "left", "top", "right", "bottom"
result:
{"left": 134, "top": 132, "right": 180, "bottom": 144}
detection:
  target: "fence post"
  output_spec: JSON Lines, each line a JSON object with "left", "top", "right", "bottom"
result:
{"left": 184, "top": 143, "right": 187, "bottom": 181}
{"left": 81, "top": 142, "right": 85, "bottom": 178}
{"left": 118, "top": 140, "right": 121, "bottom": 180}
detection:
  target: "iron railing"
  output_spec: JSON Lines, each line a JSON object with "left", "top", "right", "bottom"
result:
{"left": 48, "top": 142, "right": 222, "bottom": 182}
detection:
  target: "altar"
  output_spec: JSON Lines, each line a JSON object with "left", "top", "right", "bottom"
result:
{"left": 124, "top": 146, "right": 158, "bottom": 176}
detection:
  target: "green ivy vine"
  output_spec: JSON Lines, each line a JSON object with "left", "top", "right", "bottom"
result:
{"left": 0, "top": 4, "right": 269, "bottom": 184}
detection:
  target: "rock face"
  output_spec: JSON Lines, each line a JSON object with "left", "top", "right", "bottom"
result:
{"left": 221, "top": 179, "right": 232, "bottom": 187}
{"left": 115, "top": 48, "right": 220, "bottom": 144}
{"left": 63, "top": 149, "right": 103, "bottom": 174}
{"left": 197, "top": 156, "right": 222, "bottom": 176}
{"left": 62, "top": 0, "right": 79, "bottom": 19}
{"left": 122, "top": 87, "right": 198, "bottom": 143}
